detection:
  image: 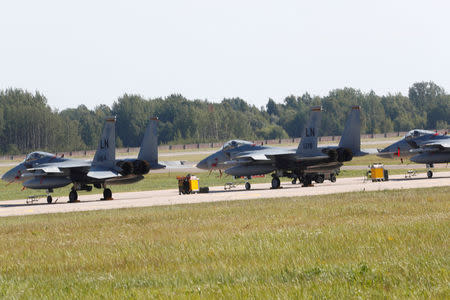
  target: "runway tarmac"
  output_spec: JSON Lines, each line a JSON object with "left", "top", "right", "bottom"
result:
{"left": 1, "top": 171, "right": 449, "bottom": 217}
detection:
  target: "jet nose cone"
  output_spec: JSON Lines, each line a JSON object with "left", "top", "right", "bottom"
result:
{"left": 1, "top": 169, "right": 14, "bottom": 182}
{"left": 196, "top": 158, "right": 209, "bottom": 170}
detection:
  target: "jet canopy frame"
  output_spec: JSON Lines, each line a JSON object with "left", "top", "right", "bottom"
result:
{"left": 222, "top": 140, "right": 253, "bottom": 151}
{"left": 25, "top": 151, "right": 53, "bottom": 163}
{"left": 405, "top": 129, "right": 435, "bottom": 141}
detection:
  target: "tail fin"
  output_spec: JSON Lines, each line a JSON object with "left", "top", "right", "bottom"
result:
{"left": 92, "top": 116, "right": 116, "bottom": 167}
{"left": 338, "top": 106, "right": 364, "bottom": 156}
{"left": 297, "top": 106, "right": 322, "bottom": 155}
{"left": 137, "top": 117, "right": 165, "bottom": 169}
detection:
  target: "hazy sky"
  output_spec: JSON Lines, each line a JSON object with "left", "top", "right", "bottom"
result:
{"left": 1, "top": 0, "right": 449, "bottom": 109}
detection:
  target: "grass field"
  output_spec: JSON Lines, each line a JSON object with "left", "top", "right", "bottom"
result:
{"left": 0, "top": 187, "right": 448, "bottom": 298}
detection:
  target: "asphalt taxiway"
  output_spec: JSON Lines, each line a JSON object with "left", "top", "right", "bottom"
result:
{"left": 0, "top": 171, "right": 449, "bottom": 217}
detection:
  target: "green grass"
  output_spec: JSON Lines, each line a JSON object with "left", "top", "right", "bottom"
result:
{"left": 0, "top": 187, "right": 449, "bottom": 298}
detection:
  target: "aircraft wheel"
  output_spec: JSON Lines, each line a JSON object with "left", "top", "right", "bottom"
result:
{"left": 245, "top": 182, "right": 251, "bottom": 190}
{"left": 427, "top": 170, "right": 433, "bottom": 178}
{"left": 86, "top": 185, "right": 93, "bottom": 192}
{"left": 271, "top": 177, "right": 281, "bottom": 189}
{"left": 291, "top": 178, "right": 297, "bottom": 184}
{"left": 69, "top": 191, "right": 78, "bottom": 202}
{"left": 330, "top": 173, "right": 337, "bottom": 183}
{"left": 103, "top": 188, "right": 112, "bottom": 200}
{"left": 315, "top": 175, "right": 324, "bottom": 184}
{"left": 47, "top": 195, "right": 53, "bottom": 204}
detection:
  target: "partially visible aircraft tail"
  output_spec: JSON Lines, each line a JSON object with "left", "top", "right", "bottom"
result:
{"left": 296, "top": 106, "right": 322, "bottom": 155}
{"left": 138, "top": 117, "right": 165, "bottom": 169}
{"left": 338, "top": 106, "right": 365, "bottom": 156}
{"left": 92, "top": 116, "right": 116, "bottom": 167}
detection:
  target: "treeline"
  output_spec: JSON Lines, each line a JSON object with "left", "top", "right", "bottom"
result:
{"left": 0, "top": 82, "right": 448, "bottom": 155}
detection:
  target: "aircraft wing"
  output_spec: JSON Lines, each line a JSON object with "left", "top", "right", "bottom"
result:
{"left": 234, "top": 148, "right": 294, "bottom": 161}
{"left": 27, "top": 166, "right": 63, "bottom": 174}
{"left": 26, "top": 159, "right": 91, "bottom": 175}
{"left": 232, "top": 148, "right": 329, "bottom": 163}
{"left": 87, "top": 166, "right": 121, "bottom": 179}
{"left": 234, "top": 153, "right": 270, "bottom": 161}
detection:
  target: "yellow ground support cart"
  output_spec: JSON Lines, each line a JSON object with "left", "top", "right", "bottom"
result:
{"left": 177, "top": 174, "right": 200, "bottom": 194}
{"left": 367, "top": 163, "right": 389, "bottom": 182}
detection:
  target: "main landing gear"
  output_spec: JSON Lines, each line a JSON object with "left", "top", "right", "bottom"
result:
{"left": 103, "top": 188, "right": 112, "bottom": 200}
{"left": 426, "top": 164, "right": 434, "bottom": 178}
{"left": 271, "top": 175, "right": 281, "bottom": 189}
{"left": 69, "top": 190, "right": 79, "bottom": 203}
{"left": 67, "top": 183, "right": 112, "bottom": 203}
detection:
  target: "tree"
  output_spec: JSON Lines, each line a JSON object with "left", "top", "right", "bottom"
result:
{"left": 266, "top": 98, "right": 278, "bottom": 116}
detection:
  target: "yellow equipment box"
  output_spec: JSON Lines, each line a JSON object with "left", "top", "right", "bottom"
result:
{"left": 189, "top": 177, "right": 199, "bottom": 193}
{"left": 177, "top": 174, "right": 200, "bottom": 194}
{"left": 368, "top": 163, "right": 389, "bottom": 182}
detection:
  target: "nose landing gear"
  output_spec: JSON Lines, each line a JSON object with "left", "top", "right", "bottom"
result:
{"left": 103, "top": 188, "right": 113, "bottom": 200}
{"left": 46, "top": 189, "right": 54, "bottom": 204}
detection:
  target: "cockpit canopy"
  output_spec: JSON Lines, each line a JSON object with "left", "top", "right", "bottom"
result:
{"left": 405, "top": 129, "right": 435, "bottom": 140}
{"left": 24, "top": 151, "right": 54, "bottom": 163}
{"left": 222, "top": 140, "right": 253, "bottom": 151}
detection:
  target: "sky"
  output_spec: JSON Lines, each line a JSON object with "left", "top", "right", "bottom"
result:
{"left": 0, "top": 0, "right": 449, "bottom": 110}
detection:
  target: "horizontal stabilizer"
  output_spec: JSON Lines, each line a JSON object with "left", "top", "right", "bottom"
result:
{"left": 150, "top": 163, "right": 166, "bottom": 170}
{"left": 87, "top": 167, "right": 121, "bottom": 179}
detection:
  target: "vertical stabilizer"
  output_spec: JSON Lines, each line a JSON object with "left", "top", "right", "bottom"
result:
{"left": 92, "top": 116, "right": 116, "bottom": 167}
{"left": 338, "top": 106, "right": 362, "bottom": 155}
{"left": 297, "top": 106, "right": 322, "bottom": 155}
{"left": 138, "top": 117, "right": 165, "bottom": 169}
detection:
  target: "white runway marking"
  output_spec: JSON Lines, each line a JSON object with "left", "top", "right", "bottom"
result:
{"left": 0, "top": 172, "right": 449, "bottom": 217}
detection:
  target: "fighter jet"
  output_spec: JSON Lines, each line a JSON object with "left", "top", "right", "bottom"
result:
{"left": 1, "top": 117, "right": 165, "bottom": 203}
{"left": 196, "top": 106, "right": 364, "bottom": 190}
{"left": 377, "top": 129, "right": 437, "bottom": 159}
{"left": 377, "top": 129, "right": 449, "bottom": 178}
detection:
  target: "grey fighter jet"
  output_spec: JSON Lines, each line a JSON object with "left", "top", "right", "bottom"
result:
{"left": 377, "top": 129, "right": 450, "bottom": 178}
{"left": 196, "top": 106, "right": 364, "bottom": 190}
{"left": 377, "top": 129, "right": 437, "bottom": 159}
{"left": 1, "top": 117, "right": 165, "bottom": 203}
